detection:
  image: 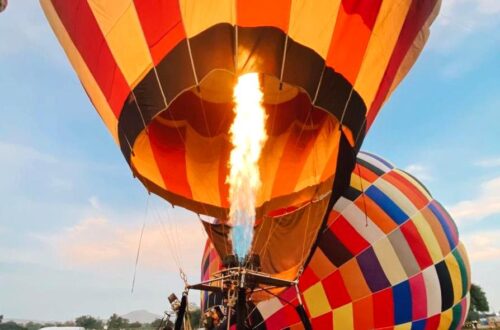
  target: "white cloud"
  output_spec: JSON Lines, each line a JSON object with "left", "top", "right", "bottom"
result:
{"left": 37, "top": 209, "right": 208, "bottom": 277}
{"left": 430, "top": 0, "right": 500, "bottom": 52}
{"left": 475, "top": 157, "right": 500, "bottom": 168}
{"left": 462, "top": 230, "right": 500, "bottom": 262}
{"left": 403, "top": 163, "right": 433, "bottom": 182}
{"left": 448, "top": 176, "right": 500, "bottom": 223}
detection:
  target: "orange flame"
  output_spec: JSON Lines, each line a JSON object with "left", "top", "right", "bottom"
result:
{"left": 227, "top": 73, "right": 268, "bottom": 259}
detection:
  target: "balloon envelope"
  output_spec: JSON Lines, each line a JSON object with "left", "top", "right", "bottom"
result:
{"left": 201, "top": 151, "right": 471, "bottom": 329}
{"left": 41, "top": 0, "right": 440, "bottom": 220}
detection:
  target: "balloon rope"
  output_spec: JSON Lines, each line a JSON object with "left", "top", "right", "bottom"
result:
{"left": 131, "top": 194, "right": 150, "bottom": 294}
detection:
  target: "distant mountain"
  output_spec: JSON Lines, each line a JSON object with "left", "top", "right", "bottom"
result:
{"left": 121, "top": 310, "right": 161, "bottom": 324}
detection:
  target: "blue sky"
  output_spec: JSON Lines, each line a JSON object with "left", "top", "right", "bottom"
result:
{"left": 1, "top": 1, "right": 499, "bottom": 322}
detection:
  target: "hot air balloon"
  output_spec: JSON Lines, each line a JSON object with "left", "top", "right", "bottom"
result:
{"left": 201, "top": 152, "right": 471, "bottom": 330}
{"left": 41, "top": 0, "right": 442, "bottom": 328}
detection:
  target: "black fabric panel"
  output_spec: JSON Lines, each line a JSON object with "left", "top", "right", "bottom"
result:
{"left": 342, "top": 186, "right": 362, "bottom": 202}
{"left": 156, "top": 39, "right": 196, "bottom": 102}
{"left": 189, "top": 23, "right": 235, "bottom": 79}
{"left": 237, "top": 26, "right": 286, "bottom": 77}
{"left": 435, "top": 260, "right": 454, "bottom": 311}
{"left": 282, "top": 38, "right": 324, "bottom": 97}
{"left": 118, "top": 95, "right": 143, "bottom": 164}
{"left": 318, "top": 228, "right": 353, "bottom": 268}
{"left": 341, "top": 89, "right": 366, "bottom": 142}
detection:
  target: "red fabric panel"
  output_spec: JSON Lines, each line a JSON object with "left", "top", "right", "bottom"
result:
{"left": 236, "top": 0, "right": 291, "bottom": 31}
{"left": 330, "top": 216, "right": 370, "bottom": 255}
{"left": 311, "top": 311, "right": 333, "bottom": 330}
{"left": 372, "top": 288, "right": 394, "bottom": 328}
{"left": 133, "top": 0, "right": 186, "bottom": 65}
{"left": 354, "top": 163, "right": 380, "bottom": 183}
{"left": 409, "top": 273, "right": 427, "bottom": 320}
{"left": 367, "top": 0, "right": 437, "bottom": 129}
{"left": 52, "top": 0, "right": 129, "bottom": 117}
{"left": 425, "top": 314, "right": 441, "bottom": 330}
{"left": 264, "top": 303, "right": 299, "bottom": 329}
{"left": 298, "top": 267, "right": 320, "bottom": 292}
{"left": 384, "top": 171, "right": 430, "bottom": 209}
{"left": 322, "top": 270, "right": 351, "bottom": 309}
{"left": 353, "top": 295, "right": 374, "bottom": 330}
{"left": 326, "top": 0, "right": 382, "bottom": 84}
{"left": 148, "top": 121, "right": 192, "bottom": 199}
{"left": 400, "top": 221, "right": 434, "bottom": 269}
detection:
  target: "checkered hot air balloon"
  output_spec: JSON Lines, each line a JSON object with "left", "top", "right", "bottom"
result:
{"left": 201, "top": 152, "right": 471, "bottom": 330}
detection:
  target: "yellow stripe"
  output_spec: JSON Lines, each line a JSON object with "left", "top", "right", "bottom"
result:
{"left": 354, "top": 0, "right": 412, "bottom": 111}
{"left": 180, "top": 0, "right": 235, "bottom": 38}
{"left": 333, "top": 303, "right": 353, "bottom": 330}
{"left": 349, "top": 173, "right": 371, "bottom": 192}
{"left": 437, "top": 309, "right": 453, "bottom": 330}
{"left": 373, "top": 238, "right": 407, "bottom": 285}
{"left": 131, "top": 132, "right": 166, "bottom": 190}
{"left": 445, "top": 253, "right": 462, "bottom": 304}
{"left": 88, "top": 1, "right": 153, "bottom": 88}
{"left": 412, "top": 211, "right": 443, "bottom": 263}
{"left": 303, "top": 282, "right": 331, "bottom": 318}
{"left": 394, "top": 169, "right": 433, "bottom": 201}
{"left": 394, "top": 323, "right": 412, "bottom": 330}
{"left": 40, "top": 0, "right": 119, "bottom": 144}
{"left": 288, "top": 0, "right": 341, "bottom": 58}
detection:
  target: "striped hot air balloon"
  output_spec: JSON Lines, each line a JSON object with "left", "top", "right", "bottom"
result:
{"left": 41, "top": 0, "right": 441, "bottom": 222}
{"left": 201, "top": 152, "right": 471, "bottom": 330}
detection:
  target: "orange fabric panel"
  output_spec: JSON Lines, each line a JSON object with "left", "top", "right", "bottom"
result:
{"left": 422, "top": 207, "right": 452, "bottom": 256}
{"left": 236, "top": 0, "right": 291, "bottom": 31}
{"left": 355, "top": 196, "right": 398, "bottom": 234}
{"left": 326, "top": 0, "right": 382, "bottom": 84}
{"left": 384, "top": 171, "right": 430, "bottom": 209}
{"left": 339, "top": 258, "right": 372, "bottom": 300}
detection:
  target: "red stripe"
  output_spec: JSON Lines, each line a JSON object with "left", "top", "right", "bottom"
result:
{"left": 331, "top": 216, "right": 370, "bottom": 255}
{"left": 148, "top": 121, "right": 192, "bottom": 200}
{"left": 133, "top": 0, "right": 186, "bottom": 65}
{"left": 366, "top": 0, "right": 437, "bottom": 129}
{"left": 384, "top": 171, "right": 430, "bottom": 209}
{"left": 372, "top": 288, "right": 394, "bottom": 328}
{"left": 409, "top": 273, "right": 427, "bottom": 320}
{"left": 51, "top": 0, "right": 130, "bottom": 117}
{"left": 322, "top": 270, "right": 351, "bottom": 309}
{"left": 400, "top": 220, "right": 434, "bottom": 269}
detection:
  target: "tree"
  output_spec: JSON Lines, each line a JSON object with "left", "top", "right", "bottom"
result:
{"left": 0, "top": 322, "right": 27, "bottom": 330}
{"left": 127, "top": 322, "right": 141, "bottom": 329}
{"left": 150, "top": 318, "right": 173, "bottom": 330}
{"left": 189, "top": 309, "right": 201, "bottom": 329}
{"left": 107, "top": 314, "right": 128, "bottom": 330}
{"left": 75, "top": 315, "right": 103, "bottom": 330}
{"left": 467, "top": 283, "right": 490, "bottom": 322}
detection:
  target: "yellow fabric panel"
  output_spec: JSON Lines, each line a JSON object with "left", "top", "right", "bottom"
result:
{"left": 395, "top": 169, "right": 433, "bottom": 201}
{"left": 373, "top": 238, "right": 407, "bottom": 285}
{"left": 394, "top": 323, "right": 412, "bottom": 330}
{"left": 257, "top": 130, "right": 291, "bottom": 205}
{"left": 457, "top": 242, "right": 471, "bottom": 285}
{"left": 412, "top": 211, "right": 443, "bottom": 263}
{"left": 88, "top": 0, "right": 153, "bottom": 88}
{"left": 333, "top": 304, "right": 353, "bottom": 330}
{"left": 131, "top": 132, "right": 166, "bottom": 190}
{"left": 295, "top": 120, "right": 340, "bottom": 192}
{"left": 349, "top": 172, "right": 371, "bottom": 192}
{"left": 437, "top": 309, "right": 453, "bottom": 330}
{"left": 375, "top": 178, "right": 418, "bottom": 216}
{"left": 354, "top": 0, "right": 411, "bottom": 111}
{"left": 40, "top": 0, "right": 119, "bottom": 144}
{"left": 445, "top": 253, "right": 462, "bottom": 304}
{"left": 303, "top": 282, "right": 331, "bottom": 318}
{"left": 288, "top": 0, "right": 341, "bottom": 58}
{"left": 180, "top": 0, "right": 235, "bottom": 38}
{"left": 184, "top": 127, "right": 223, "bottom": 206}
